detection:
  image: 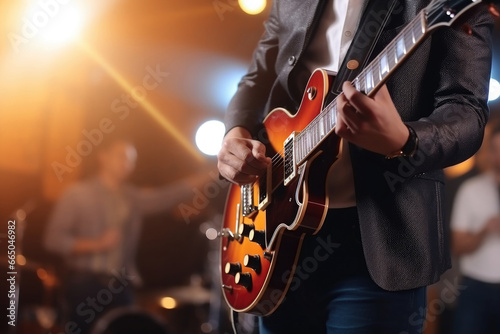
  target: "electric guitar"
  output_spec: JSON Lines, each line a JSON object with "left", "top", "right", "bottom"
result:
{"left": 220, "top": 0, "right": 500, "bottom": 316}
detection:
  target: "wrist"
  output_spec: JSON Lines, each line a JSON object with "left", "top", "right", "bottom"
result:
{"left": 385, "top": 124, "right": 418, "bottom": 159}
{"left": 225, "top": 126, "right": 252, "bottom": 140}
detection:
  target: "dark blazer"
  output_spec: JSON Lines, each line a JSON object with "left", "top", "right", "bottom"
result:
{"left": 224, "top": 0, "right": 494, "bottom": 290}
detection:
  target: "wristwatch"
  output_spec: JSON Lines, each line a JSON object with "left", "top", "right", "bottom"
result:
{"left": 385, "top": 125, "right": 419, "bottom": 159}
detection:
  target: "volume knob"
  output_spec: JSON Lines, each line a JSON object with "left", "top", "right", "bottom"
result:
{"left": 234, "top": 272, "right": 252, "bottom": 290}
{"left": 244, "top": 254, "right": 261, "bottom": 273}
{"left": 224, "top": 262, "right": 242, "bottom": 276}
{"left": 249, "top": 229, "right": 266, "bottom": 248}
{"left": 238, "top": 223, "right": 254, "bottom": 238}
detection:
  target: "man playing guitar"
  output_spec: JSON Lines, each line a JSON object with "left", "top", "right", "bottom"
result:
{"left": 217, "top": 1, "right": 496, "bottom": 333}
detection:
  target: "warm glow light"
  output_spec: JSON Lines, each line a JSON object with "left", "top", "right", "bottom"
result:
{"left": 37, "top": 268, "right": 49, "bottom": 280}
{"left": 445, "top": 156, "right": 475, "bottom": 179}
{"left": 195, "top": 120, "right": 225, "bottom": 156}
{"left": 41, "top": 6, "right": 85, "bottom": 45}
{"left": 21, "top": 1, "right": 86, "bottom": 47}
{"left": 160, "top": 297, "right": 177, "bottom": 309}
{"left": 78, "top": 40, "right": 204, "bottom": 162}
{"left": 239, "top": 0, "right": 267, "bottom": 15}
{"left": 16, "top": 255, "right": 27, "bottom": 266}
{"left": 490, "top": 78, "right": 500, "bottom": 102}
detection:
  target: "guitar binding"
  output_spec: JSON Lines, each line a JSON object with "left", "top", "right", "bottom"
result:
{"left": 283, "top": 132, "right": 297, "bottom": 186}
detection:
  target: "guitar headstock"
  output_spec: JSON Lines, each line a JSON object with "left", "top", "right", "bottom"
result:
{"left": 425, "top": 0, "right": 500, "bottom": 31}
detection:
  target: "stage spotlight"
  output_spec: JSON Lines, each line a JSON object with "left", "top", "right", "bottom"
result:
{"left": 22, "top": 1, "right": 86, "bottom": 47}
{"left": 195, "top": 120, "right": 225, "bottom": 156}
{"left": 239, "top": 0, "right": 267, "bottom": 15}
{"left": 490, "top": 78, "right": 500, "bottom": 102}
{"left": 42, "top": 6, "right": 85, "bottom": 45}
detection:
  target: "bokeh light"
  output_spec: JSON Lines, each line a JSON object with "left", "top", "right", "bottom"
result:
{"left": 195, "top": 120, "right": 225, "bottom": 156}
{"left": 490, "top": 78, "right": 500, "bottom": 102}
{"left": 160, "top": 297, "right": 177, "bottom": 310}
{"left": 22, "top": 1, "right": 86, "bottom": 47}
{"left": 238, "top": 0, "right": 267, "bottom": 15}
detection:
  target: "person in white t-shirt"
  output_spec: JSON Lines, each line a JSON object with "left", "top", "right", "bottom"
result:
{"left": 451, "top": 126, "right": 500, "bottom": 334}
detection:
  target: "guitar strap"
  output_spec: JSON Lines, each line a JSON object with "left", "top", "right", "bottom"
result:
{"left": 329, "top": 0, "right": 399, "bottom": 98}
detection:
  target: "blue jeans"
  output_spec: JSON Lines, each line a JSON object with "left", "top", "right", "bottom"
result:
{"left": 259, "top": 208, "right": 427, "bottom": 334}
{"left": 453, "top": 276, "right": 500, "bottom": 334}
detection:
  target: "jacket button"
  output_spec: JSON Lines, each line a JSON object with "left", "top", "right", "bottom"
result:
{"left": 288, "top": 56, "right": 296, "bottom": 66}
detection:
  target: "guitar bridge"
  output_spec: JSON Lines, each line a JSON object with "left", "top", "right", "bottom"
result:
{"left": 284, "top": 132, "right": 297, "bottom": 186}
{"left": 241, "top": 184, "right": 257, "bottom": 217}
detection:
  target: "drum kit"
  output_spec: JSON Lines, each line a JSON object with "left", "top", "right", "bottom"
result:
{"left": 4, "top": 204, "right": 223, "bottom": 334}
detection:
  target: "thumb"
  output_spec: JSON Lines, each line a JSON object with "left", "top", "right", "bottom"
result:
{"left": 251, "top": 141, "right": 271, "bottom": 163}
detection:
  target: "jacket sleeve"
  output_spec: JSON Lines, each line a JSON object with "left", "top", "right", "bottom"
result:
{"left": 224, "top": 0, "right": 280, "bottom": 135}
{"left": 405, "top": 6, "right": 493, "bottom": 173}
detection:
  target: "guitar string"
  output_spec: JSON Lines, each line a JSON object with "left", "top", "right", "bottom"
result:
{"left": 260, "top": 5, "right": 433, "bottom": 183}
{"left": 294, "top": 9, "right": 424, "bottom": 152}
{"left": 267, "top": 20, "right": 418, "bottom": 174}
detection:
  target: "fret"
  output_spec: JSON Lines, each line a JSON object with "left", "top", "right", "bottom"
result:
{"left": 294, "top": 12, "right": 431, "bottom": 165}
{"left": 307, "top": 132, "right": 312, "bottom": 152}
{"left": 354, "top": 78, "right": 361, "bottom": 92}
{"left": 388, "top": 45, "right": 397, "bottom": 72}
{"left": 396, "top": 36, "right": 406, "bottom": 62}
{"left": 415, "top": 13, "right": 425, "bottom": 38}
{"left": 326, "top": 108, "right": 331, "bottom": 132}
{"left": 304, "top": 133, "right": 308, "bottom": 154}
{"left": 312, "top": 125, "right": 316, "bottom": 147}
{"left": 301, "top": 136, "right": 305, "bottom": 161}
{"left": 330, "top": 105, "right": 336, "bottom": 128}
{"left": 324, "top": 115, "right": 328, "bottom": 136}
{"left": 365, "top": 69, "right": 374, "bottom": 93}
{"left": 404, "top": 29, "right": 413, "bottom": 56}
{"left": 296, "top": 137, "right": 300, "bottom": 162}
{"left": 325, "top": 114, "right": 329, "bottom": 135}
{"left": 360, "top": 72, "right": 366, "bottom": 93}
{"left": 315, "top": 124, "right": 319, "bottom": 143}
{"left": 380, "top": 53, "right": 389, "bottom": 78}
{"left": 374, "top": 59, "right": 382, "bottom": 83}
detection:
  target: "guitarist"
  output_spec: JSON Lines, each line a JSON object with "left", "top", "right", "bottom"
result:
{"left": 217, "top": 1, "right": 494, "bottom": 333}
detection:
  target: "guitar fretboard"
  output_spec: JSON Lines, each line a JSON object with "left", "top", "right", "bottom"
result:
{"left": 294, "top": 11, "right": 427, "bottom": 164}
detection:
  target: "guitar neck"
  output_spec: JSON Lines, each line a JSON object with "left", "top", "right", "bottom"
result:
{"left": 295, "top": 11, "right": 427, "bottom": 164}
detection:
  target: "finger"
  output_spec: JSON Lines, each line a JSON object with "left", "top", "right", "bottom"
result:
{"left": 218, "top": 151, "right": 266, "bottom": 177}
{"left": 342, "top": 81, "right": 376, "bottom": 118}
{"left": 251, "top": 141, "right": 272, "bottom": 165}
{"left": 337, "top": 94, "right": 361, "bottom": 133}
{"left": 227, "top": 139, "right": 270, "bottom": 170}
{"left": 335, "top": 106, "right": 355, "bottom": 140}
{"left": 218, "top": 164, "right": 258, "bottom": 185}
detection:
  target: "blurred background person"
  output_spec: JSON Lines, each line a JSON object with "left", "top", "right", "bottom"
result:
{"left": 43, "top": 138, "right": 209, "bottom": 334}
{"left": 451, "top": 126, "right": 500, "bottom": 334}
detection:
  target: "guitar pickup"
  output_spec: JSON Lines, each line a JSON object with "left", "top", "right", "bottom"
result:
{"left": 283, "top": 132, "right": 297, "bottom": 186}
